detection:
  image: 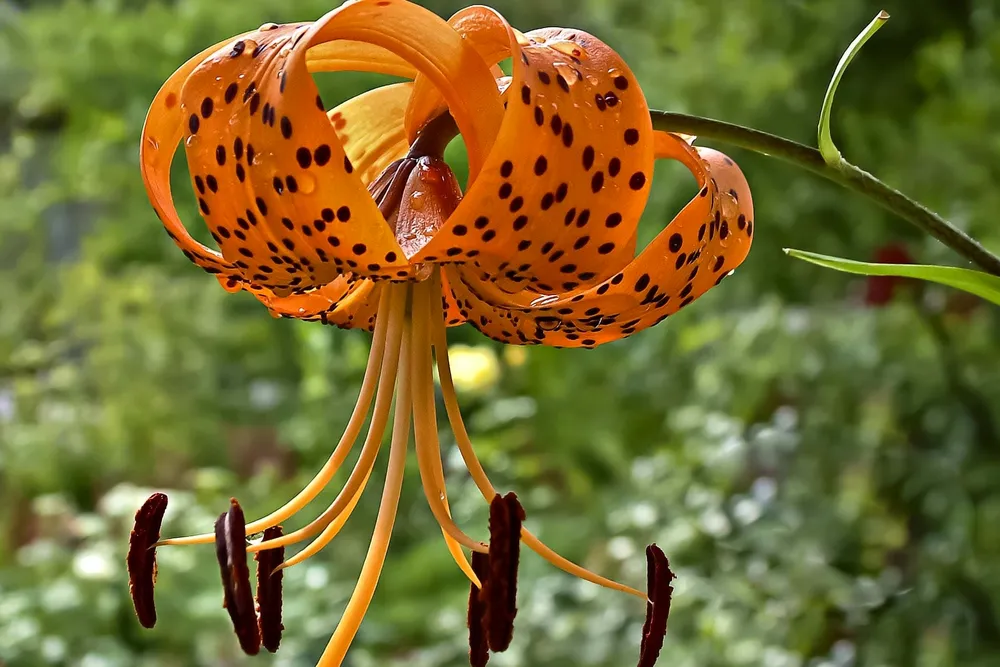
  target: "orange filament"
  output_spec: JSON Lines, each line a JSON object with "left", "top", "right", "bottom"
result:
{"left": 316, "top": 291, "right": 413, "bottom": 667}
{"left": 156, "top": 287, "right": 394, "bottom": 548}
{"left": 411, "top": 279, "right": 487, "bottom": 588}
{"left": 248, "top": 286, "right": 406, "bottom": 556}
{"left": 427, "top": 272, "right": 645, "bottom": 600}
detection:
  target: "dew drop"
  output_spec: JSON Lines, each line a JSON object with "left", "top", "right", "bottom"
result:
{"left": 550, "top": 40, "right": 588, "bottom": 60}
{"left": 554, "top": 63, "right": 578, "bottom": 85}
{"left": 530, "top": 294, "right": 559, "bottom": 307}
{"left": 409, "top": 191, "right": 426, "bottom": 211}
{"left": 413, "top": 263, "right": 434, "bottom": 281}
{"left": 536, "top": 317, "right": 562, "bottom": 331}
{"left": 494, "top": 275, "right": 526, "bottom": 294}
{"left": 185, "top": 135, "right": 197, "bottom": 147}
{"left": 297, "top": 172, "right": 317, "bottom": 194}
{"left": 720, "top": 191, "right": 740, "bottom": 220}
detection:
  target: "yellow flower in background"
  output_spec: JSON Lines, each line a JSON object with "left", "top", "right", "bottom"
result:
{"left": 129, "top": 1, "right": 754, "bottom": 665}
{"left": 446, "top": 344, "right": 501, "bottom": 394}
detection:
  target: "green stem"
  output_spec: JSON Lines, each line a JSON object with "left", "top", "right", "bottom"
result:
{"left": 818, "top": 11, "right": 890, "bottom": 165}
{"left": 650, "top": 110, "right": 1000, "bottom": 277}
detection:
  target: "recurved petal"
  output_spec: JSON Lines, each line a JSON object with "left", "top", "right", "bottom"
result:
{"left": 445, "top": 131, "right": 754, "bottom": 348}
{"left": 331, "top": 82, "right": 413, "bottom": 187}
{"left": 306, "top": 40, "right": 416, "bottom": 78}
{"left": 140, "top": 36, "right": 247, "bottom": 283}
{"left": 414, "top": 27, "right": 655, "bottom": 292}
{"left": 440, "top": 270, "right": 468, "bottom": 327}
{"left": 255, "top": 277, "right": 383, "bottom": 331}
{"left": 174, "top": 22, "right": 408, "bottom": 296}
{"left": 222, "top": 81, "right": 411, "bottom": 312}
{"left": 404, "top": 5, "right": 516, "bottom": 151}
{"left": 307, "top": 0, "right": 503, "bottom": 180}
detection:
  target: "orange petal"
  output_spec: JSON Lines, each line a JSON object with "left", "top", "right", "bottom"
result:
{"left": 254, "top": 277, "right": 382, "bottom": 331}
{"left": 440, "top": 269, "right": 467, "bottom": 327}
{"left": 308, "top": 0, "right": 503, "bottom": 181}
{"left": 414, "top": 28, "right": 655, "bottom": 293}
{"left": 220, "top": 82, "right": 412, "bottom": 307}
{"left": 174, "top": 22, "right": 410, "bottom": 298}
{"left": 140, "top": 35, "right": 248, "bottom": 282}
{"left": 404, "top": 5, "right": 515, "bottom": 156}
{"left": 446, "top": 131, "right": 754, "bottom": 348}
{"left": 329, "top": 82, "right": 413, "bottom": 187}
{"left": 306, "top": 40, "right": 416, "bottom": 78}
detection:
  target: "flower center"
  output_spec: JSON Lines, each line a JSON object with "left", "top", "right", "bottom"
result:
{"left": 369, "top": 113, "right": 463, "bottom": 258}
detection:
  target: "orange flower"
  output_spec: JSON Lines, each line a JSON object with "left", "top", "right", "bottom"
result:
{"left": 134, "top": 1, "right": 752, "bottom": 665}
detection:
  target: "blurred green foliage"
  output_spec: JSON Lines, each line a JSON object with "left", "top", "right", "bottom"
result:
{"left": 1, "top": 0, "right": 999, "bottom": 666}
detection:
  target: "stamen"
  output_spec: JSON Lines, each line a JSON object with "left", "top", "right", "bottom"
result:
{"left": 317, "top": 295, "right": 412, "bottom": 666}
{"left": 157, "top": 288, "right": 394, "bottom": 547}
{"left": 412, "top": 281, "right": 488, "bottom": 585}
{"left": 427, "top": 271, "right": 645, "bottom": 599}
{"left": 255, "top": 526, "right": 284, "bottom": 653}
{"left": 247, "top": 286, "right": 407, "bottom": 559}
{"left": 214, "top": 498, "right": 261, "bottom": 655}
{"left": 636, "top": 544, "right": 674, "bottom": 667}
{"left": 486, "top": 493, "right": 524, "bottom": 652}
{"left": 467, "top": 551, "right": 491, "bottom": 667}
{"left": 272, "top": 464, "right": 370, "bottom": 571}
{"left": 127, "top": 492, "right": 168, "bottom": 628}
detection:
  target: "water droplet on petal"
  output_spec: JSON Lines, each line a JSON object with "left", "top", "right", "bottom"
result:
{"left": 413, "top": 263, "right": 433, "bottom": 281}
{"left": 721, "top": 192, "right": 739, "bottom": 220}
{"left": 493, "top": 275, "right": 526, "bottom": 294}
{"left": 536, "top": 316, "right": 562, "bottom": 331}
{"left": 529, "top": 294, "right": 559, "bottom": 307}
{"left": 554, "top": 63, "right": 578, "bottom": 85}
{"left": 550, "top": 40, "right": 588, "bottom": 60}
{"left": 409, "top": 191, "right": 426, "bottom": 211}
{"left": 297, "top": 172, "right": 317, "bottom": 194}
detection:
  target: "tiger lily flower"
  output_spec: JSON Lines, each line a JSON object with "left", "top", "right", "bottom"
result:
{"left": 131, "top": 1, "right": 753, "bottom": 665}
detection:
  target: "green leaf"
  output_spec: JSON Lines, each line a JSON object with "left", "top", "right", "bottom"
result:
{"left": 784, "top": 249, "right": 1000, "bottom": 306}
{"left": 818, "top": 11, "right": 891, "bottom": 166}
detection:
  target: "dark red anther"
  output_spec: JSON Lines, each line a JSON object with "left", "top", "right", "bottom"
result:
{"left": 255, "top": 526, "right": 285, "bottom": 653}
{"left": 215, "top": 498, "right": 261, "bottom": 655}
{"left": 637, "top": 544, "right": 675, "bottom": 667}
{"left": 468, "top": 551, "right": 491, "bottom": 667}
{"left": 127, "top": 492, "right": 168, "bottom": 629}
{"left": 487, "top": 492, "right": 525, "bottom": 652}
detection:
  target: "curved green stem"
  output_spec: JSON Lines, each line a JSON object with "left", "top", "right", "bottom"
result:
{"left": 818, "top": 11, "right": 890, "bottom": 165}
{"left": 650, "top": 110, "right": 1000, "bottom": 277}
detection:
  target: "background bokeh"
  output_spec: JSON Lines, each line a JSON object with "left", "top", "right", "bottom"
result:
{"left": 1, "top": 0, "right": 999, "bottom": 665}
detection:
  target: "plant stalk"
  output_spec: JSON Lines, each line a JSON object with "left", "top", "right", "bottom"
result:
{"left": 650, "top": 110, "right": 1000, "bottom": 277}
